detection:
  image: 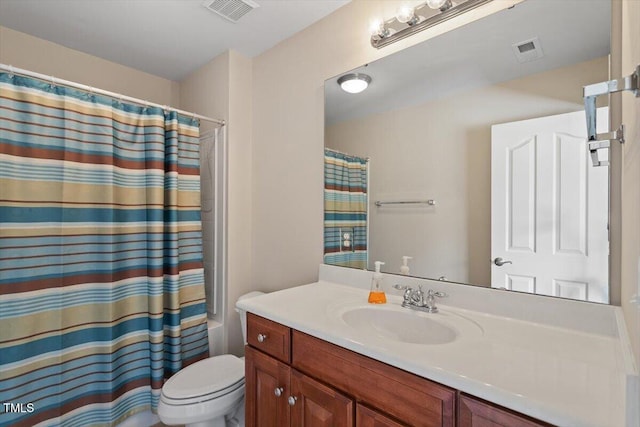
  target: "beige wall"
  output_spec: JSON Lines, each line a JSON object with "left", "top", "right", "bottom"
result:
{"left": 326, "top": 57, "right": 609, "bottom": 285}
{"left": 180, "top": 50, "right": 254, "bottom": 356}
{"left": 619, "top": 0, "right": 640, "bottom": 369}
{"left": 179, "top": 51, "right": 230, "bottom": 134}
{"left": 226, "top": 51, "right": 254, "bottom": 355}
{"left": 251, "top": 0, "right": 518, "bottom": 292}
{"left": 0, "top": 26, "right": 179, "bottom": 106}
{"left": 180, "top": 52, "right": 231, "bottom": 354}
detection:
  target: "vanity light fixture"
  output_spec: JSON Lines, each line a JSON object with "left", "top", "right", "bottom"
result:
{"left": 371, "top": 0, "right": 493, "bottom": 49}
{"left": 337, "top": 73, "right": 372, "bottom": 94}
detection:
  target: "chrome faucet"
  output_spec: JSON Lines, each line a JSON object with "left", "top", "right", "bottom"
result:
{"left": 393, "top": 284, "right": 447, "bottom": 313}
{"left": 410, "top": 285, "right": 424, "bottom": 306}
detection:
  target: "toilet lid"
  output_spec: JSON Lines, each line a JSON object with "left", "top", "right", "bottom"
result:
{"left": 163, "top": 354, "right": 244, "bottom": 400}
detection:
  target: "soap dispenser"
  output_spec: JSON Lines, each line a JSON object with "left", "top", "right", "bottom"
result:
{"left": 368, "top": 261, "right": 387, "bottom": 304}
{"left": 400, "top": 256, "right": 412, "bottom": 275}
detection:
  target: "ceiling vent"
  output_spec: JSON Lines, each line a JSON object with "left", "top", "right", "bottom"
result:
{"left": 202, "top": 0, "right": 259, "bottom": 23}
{"left": 511, "top": 37, "right": 544, "bottom": 63}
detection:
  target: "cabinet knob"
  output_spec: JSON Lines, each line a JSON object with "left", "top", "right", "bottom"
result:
{"left": 287, "top": 396, "right": 297, "bottom": 406}
{"left": 257, "top": 333, "right": 268, "bottom": 343}
{"left": 274, "top": 387, "right": 284, "bottom": 397}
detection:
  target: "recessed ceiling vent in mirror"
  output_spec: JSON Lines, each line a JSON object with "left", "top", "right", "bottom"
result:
{"left": 202, "top": 0, "right": 259, "bottom": 23}
{"left": 512, "top": 37, "right": 544, "bottom": 63}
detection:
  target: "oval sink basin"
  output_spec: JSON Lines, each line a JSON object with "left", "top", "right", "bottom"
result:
{"left": 341, "top": 306, "right": 481, "bottom": 345}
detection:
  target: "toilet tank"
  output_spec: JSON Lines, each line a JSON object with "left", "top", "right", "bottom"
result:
{"left": 235, "top": 291, "right": 265, "bottom": 345}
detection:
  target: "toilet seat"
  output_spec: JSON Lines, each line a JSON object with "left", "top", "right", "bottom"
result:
{"left": 161, "top": 354, "right": 245, "bottom": 406}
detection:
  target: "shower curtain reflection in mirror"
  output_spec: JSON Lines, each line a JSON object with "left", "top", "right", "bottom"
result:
{"left": 324, "top": 148, "right": 369, "bottom": 269}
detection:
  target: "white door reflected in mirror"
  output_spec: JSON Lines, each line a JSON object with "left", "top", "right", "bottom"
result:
{"left": 490, "top": 108, "right": 609, "bottom": 303}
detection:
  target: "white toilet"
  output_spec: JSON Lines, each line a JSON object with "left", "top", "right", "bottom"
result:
{"left": 157, "top": 292, "right": 264, "bottom": 427}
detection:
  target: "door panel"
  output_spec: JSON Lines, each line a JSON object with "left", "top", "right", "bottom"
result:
{"left": 507, "top": 274, "right": 535, "bottom": 293}
{"left": 508, "top": 136, "right": 537, "bottom": 253}
{"left": 245, "top": 346, "right": 291, "bottom": 427}
{"left": 357, "top": 404, "right": 407, "bottom": 427}
{"left": 555, "top": 133, "right": 588, "bottom": 255}
{"left": 290, "top": 369, "right": 353, "bottom": 427}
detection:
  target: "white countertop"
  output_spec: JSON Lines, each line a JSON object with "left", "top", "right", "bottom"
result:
{"left": 237, "top": 280, "right": 636, "bottom": 427}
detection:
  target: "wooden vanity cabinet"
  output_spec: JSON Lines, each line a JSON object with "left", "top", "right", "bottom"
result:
{"left": 245, "top": 313, "right": 553, "bottom": 427}
{"left": 246, "top": 313, "right": 453, "bottom": 426}
{"left": 245, "top": 346, "right": 354, "bottom": 426}
{"left": 245, "top": 314, "right": 354, "bottom": 427}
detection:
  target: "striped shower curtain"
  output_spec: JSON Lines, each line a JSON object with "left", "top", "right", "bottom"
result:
{"left": 324, "top": 148, "right": 368, "bottom": 269}
{"left": 0, "top": 73, "right": 209, "bottom": 426}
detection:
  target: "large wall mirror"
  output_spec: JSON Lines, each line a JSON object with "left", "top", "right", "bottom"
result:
{"left": 323, "top": 0, "right": 613, "bottom": 303}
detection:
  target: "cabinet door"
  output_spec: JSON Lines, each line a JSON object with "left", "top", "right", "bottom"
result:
{"left": 290, "top": 369, "right": 354, "bottom": 427}
{"left": 245, "top": 346, "right": 291, "bottom": 427}
{"left": 458, "top": 394, "right": 553, "bottom": 427}
{"left": 357, "top": 404, "right": 407, "bottom": 427}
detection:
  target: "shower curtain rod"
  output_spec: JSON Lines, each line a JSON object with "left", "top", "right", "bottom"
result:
{"left": 325, "top": 147, "right": 370, "bottom": 161}
{"left": 0, "top": 63, "right": 225, "bottom": 126}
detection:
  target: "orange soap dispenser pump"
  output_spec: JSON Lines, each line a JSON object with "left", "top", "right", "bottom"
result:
{"left": 368, "top": 261, "right": 387, "bottom": 304}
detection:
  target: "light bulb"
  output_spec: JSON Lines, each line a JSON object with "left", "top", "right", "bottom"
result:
{"left": 337, "top": 74, "right": 372, "bottom": 94}
{"left": 369, "top": 19, "right": 385, "bottom": 37}
{"left": 426, "top": 0, "right": 453, "bottom": 11}
{"left": 341, "top": 79, "right": 368, "bottom": 94}
{"left": 369, "top": 19, "right": 396, "bottom": 40}
{"left": 396, "top": 5, "right": 416, "bottom": 23}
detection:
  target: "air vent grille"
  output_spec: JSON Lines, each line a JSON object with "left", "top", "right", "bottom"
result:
{"left": 512, "top": 37, "right": 544, "bottom": 63}
{"left": 202, "top": 0, "right": 259, "bottom": 23}
{"left": 517, "top": 41, "right": 536, "bottom": 53}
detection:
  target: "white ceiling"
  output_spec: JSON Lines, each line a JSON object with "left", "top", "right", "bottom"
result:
{"left": 325, "top": 0, "right": 611, "bottom": 125}
{"left": 0, "top": 0, "right": 350, "bottom": 81}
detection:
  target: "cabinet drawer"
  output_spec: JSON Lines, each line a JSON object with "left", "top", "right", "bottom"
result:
{"left": 292, "top": 331, "right": 455, "bottom": 427}
{"left": 458, "top": 393, "right": 554, "bottom": 427}
{"left": 247, "top": 313, "right": 291, "bottom": 363}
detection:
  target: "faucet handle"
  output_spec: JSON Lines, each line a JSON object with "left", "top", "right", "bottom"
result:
{"left": 427, "top": 289, "right": 448, "bottom": 298}
{"left": 393, "top": 284, "right": 409, "bottom": 290}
